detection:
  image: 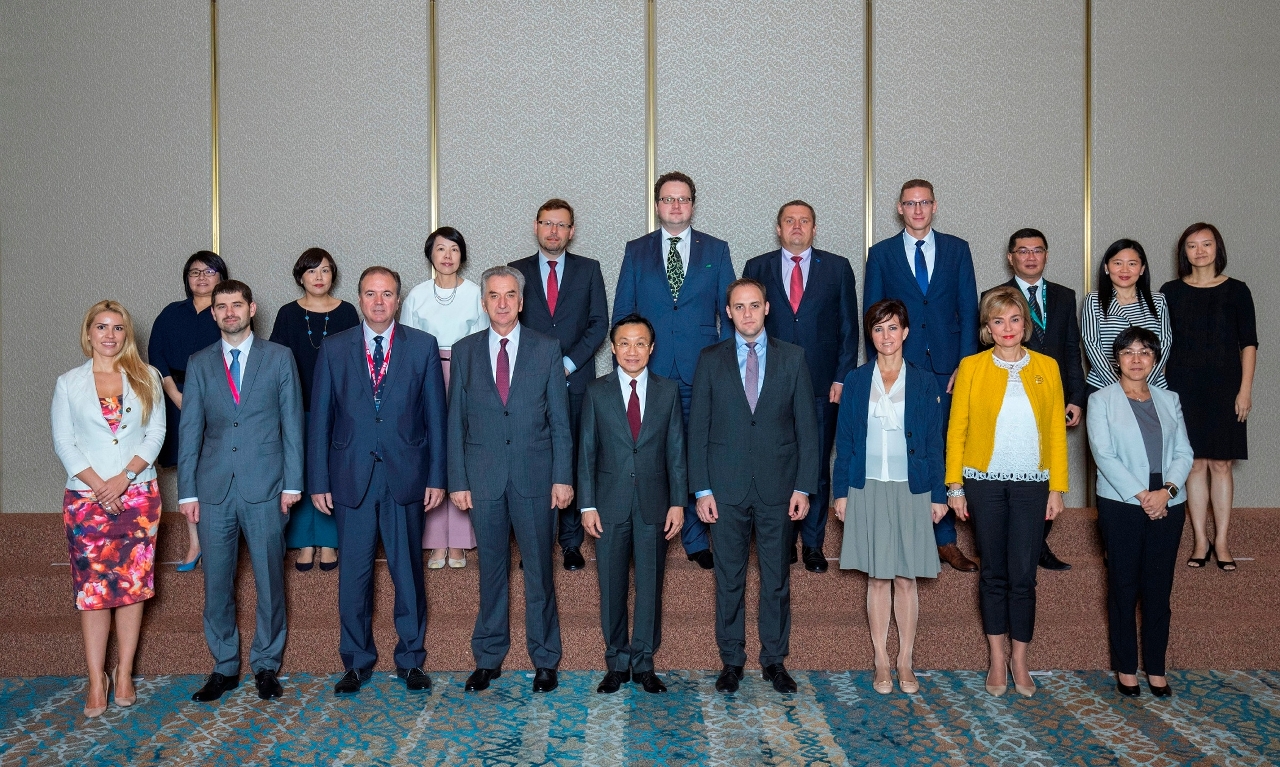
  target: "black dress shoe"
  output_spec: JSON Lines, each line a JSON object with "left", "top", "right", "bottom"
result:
{"left": 1116, "top": 679, "right": 1142, "bottom": 697}
{"left": 563, "top": 547, "right": 586, "bottom": 571}
{"left": 254, "top": 669, "right": 283, "bottom": 700}
{"left": 334, "top": 668, "right": 372, "bottom": 695}
{"left": 596, "top": 669, "right": 630, "bottom": 694}
{"left": 465, "top": 667, "right": 501, "bottom": 692}
{"left": 1039, "top": 548, "right": 1072, "bottom": 571}
{"left": 715, "top": 665, "right": 744, "bottom": 693}
{"left": 687, "top": 550, "right": 714, "bottom": 570}
{"left": 192, "top": 672, "right": 240, "bottom": 702}
{"left": 1149, "top": 681, "right": 1172, "bottom": 697}
{"left": 790, "top": 548, "right": 799, "bottom": 565}
{"left": 532, "top": 668, "right": 558, "bottom": 693}
{"left": 802, "top": 547, "right": 829, "bottom": 573}
{"left": 397, "top": 667, "right": 432, "bottom": 692}
{"left": 634, "top": 670, "right": 667, "bottom": 693}
{"left": 763, "top": 663, "right": 798, "bottom": 693}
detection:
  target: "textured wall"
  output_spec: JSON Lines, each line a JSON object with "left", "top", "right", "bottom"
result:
{"left": 0, "top": 2, "right": 210, "bottom": 513}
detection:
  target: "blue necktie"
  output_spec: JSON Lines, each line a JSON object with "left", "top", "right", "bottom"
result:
{"left": 372, "top": 335, "right": 385, "bottom": 409}
{"left": 229, "top": 349, "right": 241, "bottom": 391}
{"left": 914, "top": 240, "right": 929, "bottom": 295}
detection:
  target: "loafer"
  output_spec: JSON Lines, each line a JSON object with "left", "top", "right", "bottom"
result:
{"left": 334, "top": 668, "right": 371, "bottom": 695}
{"left": 687, "top": 550, "right": 714, "bottom": 570}
{"left": 532, "top": 668, "right": 558, "bottom": 693}
{"left": 254, "top": 669, "right": 283, "bottom": 700}
{"left": 596, "top": 669, "right": 630, "bottom": 694}
{"left": 715, "top": 665, "right": 744, "bottom": 693}
{"left": 802, "top": 546, "right": 828, "bottom": 573}
{"left": 397, "top": 667, "right": 431, "bottom": 692}
{"left": 634, "top": 670, "right": 667, "bottom": 693}
{"left": 465, "top": 667, "right": 501, "bottom": 692}
{"left": 763, "top": 663, "right": 797, "bottom": 694}
{"left": 938, "top": 543, "right": 978, "bottom": 572}
{"left": 192, "top": 671, "right": 240, "bottom": 702}
{"left": 1039, "top": 548, "right": 1072, "bottom": 571}
{"left": 562, "top": 547, "right": 586, "bottom": 571}
{"left": 1116, "top": 679, "right": 1142, "bottom": 697}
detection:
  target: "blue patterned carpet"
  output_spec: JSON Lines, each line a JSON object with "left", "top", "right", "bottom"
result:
{"left": 2, "top": 670, "right": 1278, "bottom": 765}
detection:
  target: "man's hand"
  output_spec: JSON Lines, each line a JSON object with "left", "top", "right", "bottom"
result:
{"left": 179, "top": 500, "right": 200, "bottom": 524}
{"left": 828, "top": 382, "right": 843, "bottom": 404}
{"left": 696, "top": 494, "right": 718, "bottom": 523}
{"left": 832, "top": 497, "right": 847, "bottom": 522}
{"left": 582, "top": 510, "right": 603, "bottom": 538}
{"left": 424, "top": 487, "right": 444, "bottom": 510}
{"left": 946, "top": 370, "right": 957, "bottom": 394}
{"left": 280, "top": 492, "right": 301, "bottom": 515}
{"left": 451, "top": 490, "right": 473, "bottom": 511}
{"left": 551, "top": 484, "right": 574, "bottom": 510}
{"left": 1046, "top": 491, "right": 1064, "bottom": 520}
{"left": 312, "top": 492, "right": 334, "bottom": 515}
{"left": 663, "top": 506, "right": 684, "bottom": 540}
{"left": 1065, "top": 404, "right": 1082, "bottom": 427}
{"left": 565, "top": 366, "right": 572, "bottom": 378}
{"left": 788, "top": 491, "right": 810, "bottom": 521}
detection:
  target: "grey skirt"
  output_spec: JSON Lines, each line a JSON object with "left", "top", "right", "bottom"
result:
{"left": 839, "top": 479, "right": 941, "bottom": 580}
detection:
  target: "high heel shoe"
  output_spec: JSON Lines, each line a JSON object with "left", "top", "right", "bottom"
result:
{"left": 1215, "top": 547, "right": 1237, "bottom": 571}
{"left": 1186, "top": 544, "right": 1213, "bottom": 568}
{"left": 985, "top": 664, "right": 1008, "bottom": 697}
{"left": 176, "top": 553, "right": 202, "bottom": 572}
{"left": 1011, "top": 661, "right": 1036, "bottom": 697}
{"left": 872, "top": 665, "right": 893, "bottom": 695}
{"left": 84, "top": 671, "right": 110, "bottom": 718}
{"left": 896, "top": 666, "right": 920, "bottom": 694}
{"left": 112, "top": 668, "right": 136, "bottom": 707}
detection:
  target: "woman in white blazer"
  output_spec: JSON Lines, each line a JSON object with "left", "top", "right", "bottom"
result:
{"left": 1087, "top": 326, "right": 1193, "bottom": 699}
{"left": 51, "top": 300, "right": 165, "bottom": 717}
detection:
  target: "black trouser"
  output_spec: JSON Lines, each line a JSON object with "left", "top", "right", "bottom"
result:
{"left": 711, "top": 482, "right": 792, "bottom": 667}
{"left": 1096, "top": 494, "right": 1185, "bottom": 676}
{"left": 557, "top": 391, "right": 585, "bottom": 550}
{"left": 966, "top": 478, "right": 1048, "bottom": 642}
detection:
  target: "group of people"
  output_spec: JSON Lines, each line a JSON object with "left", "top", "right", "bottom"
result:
{"left": 52, "top": 172, "right": 1255, "bottom": 717}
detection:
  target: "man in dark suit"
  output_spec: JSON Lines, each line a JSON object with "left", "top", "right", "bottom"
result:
{"left": 510, "top": 198, "right": 609, "bottom": 571}
{"left": 689, "top": 278, "right": 820, "bottom": 695}
{"left": 448, "top": 265, "right": 574, "bottom": 694}
{"left": 178, "top": 280, "right": 303, "bottom": 702}
{"left": 743, "top": 200, "right": 858, "bottom": 573}
{"left": 614, "top": 171, "right": 736, "bottom": 570}
{"left": 309, "top": 266, "right": 447, "bottom": 696}
{"left": 578, "top": 314, "right": 686, "bottom": 694}
{"left": 863, "top": 178, "right": 979, "bottom": 573}
{"left": 982, "top": 228, "right": 1087, "bottom": 571}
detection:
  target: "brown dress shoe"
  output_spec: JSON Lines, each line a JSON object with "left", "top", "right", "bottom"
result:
{"left": 938, "top": 543, "right": 978, "bottom": 572}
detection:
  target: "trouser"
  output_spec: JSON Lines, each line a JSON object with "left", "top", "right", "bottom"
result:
{"left": 556, "top": 391, "right": 585, "bottom": 550}
{"left": 198, "top": 479, "right": 288, "bottom": 675}
{"left": 966, "top": 478, "right": 1048, "bottom": 642}
{"left": 676, "top": 380, "right": 710, "bottom": 554}
{"left": 470, "top": 481, "right": 563, "bottom": 669}
{"left": 790, "top": 396, "right": 837, "bottom": 551}
{"left": 711, "top": 482, "right": 792, "bottom": 667}
{"left": 596, "top": 495, "right": 668, "bottom": 673}
{"left": 334, "top": 461, "right": 427, "bottom": 670}
{"left": 933, "top": 372, "right": 958, "bottom": 546}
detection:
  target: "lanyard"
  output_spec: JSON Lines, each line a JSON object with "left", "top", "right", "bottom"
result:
{"left": 365, "top": 330, "right": 394, "bottom": 394}
{"left": 222, "top": 357, "right": 240, "bottom": 405}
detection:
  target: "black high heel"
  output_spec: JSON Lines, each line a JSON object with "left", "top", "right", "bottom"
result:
{"left": 1186, "top": 543, "right": 1213, "bottom": 568}
{"left": 1215, "top": 547, "right": 1237, "bottom": 571}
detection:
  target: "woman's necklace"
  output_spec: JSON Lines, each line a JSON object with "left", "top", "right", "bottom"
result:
{"left": 433, "top": 279, "right": 459, "bottom": 306}
{"left": 303, "top": 309, "right": 330, "bottom": 350}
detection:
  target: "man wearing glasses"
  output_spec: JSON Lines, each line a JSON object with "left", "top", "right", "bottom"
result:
{"left": 613, "top": 171, "right": 736, "bottom": 570}
{"left": 511, "top": 199, "right": 609, "bottom": 571}
{"left": 864, "top": 178, "right": 979, "bottom": 573}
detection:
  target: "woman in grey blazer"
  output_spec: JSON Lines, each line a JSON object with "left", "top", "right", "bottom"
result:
{"left": 1088, "top": 327, "right": 1194, "bottom": 698}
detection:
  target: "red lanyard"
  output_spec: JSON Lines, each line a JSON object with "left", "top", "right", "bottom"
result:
{"left": 365, "top": 329, "right": 394, "bottom": 393}
{"left": 223, "top": 357, "right": 240, "bottom": 404}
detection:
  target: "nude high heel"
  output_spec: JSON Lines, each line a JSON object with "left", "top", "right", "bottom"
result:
{"left": 84, "top": 671, "right": 110, "bottom": 718}
{"left": 113, "top": 668, "right": 136, "bottom": 707}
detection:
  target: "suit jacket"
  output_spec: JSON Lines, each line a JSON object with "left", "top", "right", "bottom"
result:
{"left": 52, "top": 361, "right": 167, "bottom": 490}
{"left": 178, "top": 338, "right": 304, "bottom": 505}
{"left": 982, "top": 279, "right": 1087, "bottom": 408}
{"left": 687, "top": 336, "right": 820, "bottom": 506}
{"left": 832, "top": 360, "right": 947, "bottom": 503}
{"left": 743, "top": 248, "right": 859, "bottom": 394}
{"left": 613, "top": 228, "right": 736, "bottom": 386}
{"left": 308, "top": 324, "right": 447, "bottom": 507}
{"left": 510, "top": 252, "right": 609, "bottom": 396}
{"left": 863, "top": 230, "right": 978, "bottom": 375}
{"left": 447, "top": 325, "right": 573, "bottom": 501}
{"left": 1087, "top": 382, "right": 1194, "bottom": 505}
{"left": 577, "top": 370, "right": 686, "bottom": 526}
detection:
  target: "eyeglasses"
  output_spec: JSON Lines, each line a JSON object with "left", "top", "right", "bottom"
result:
{"left": 657, "top": 196, "right": 694, "bottom": 205}
{"left": 614, "top": 340, "right": 651, "bottom": 351}
{"left": 1012, "top": 247, "right": 1047, "bottom": 257}
{"left": 187, "top": 268, "right": 219, "bottom": 278}
{"left": 900, "top": 200, "right": 934, "bottom": 210}
{"left": 537, "top": 220, "right": 571, "bottom": 231}
{"left": 1118, "top": 349, "right": 1155, "bottom": 359}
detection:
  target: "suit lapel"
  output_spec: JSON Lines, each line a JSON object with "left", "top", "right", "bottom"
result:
{"left": 926, "top": 235, "right": 949, "bottom": 297}
{"left": 523, "top": 256, "right": 551, "bottom": 316}
{"left": 601, "top": 370, "right": 637, "bottom": 444}
{"left": 755, "top": 337, "right": 783, "bottom": 409}
{"left": 350, "top": 329, "right": 376, "bottom": 405}
{"left": 678, "top": 231, "right": 708, "bottom": 306}
{"left": 890, "top": 230, "right": 924, "bottom": 296}
{"left": 235, "top": 342, "right": 266, "bottom": 406}
{"left": 796, "top": 252, "right": 824, "bottom": 316}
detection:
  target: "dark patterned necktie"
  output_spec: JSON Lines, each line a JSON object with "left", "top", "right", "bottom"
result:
{"left": 745, "top": 342, "right": 759, "bottom": 413}
{"left": 496, "top": 338, "right": 510, "bottom": 405}
{"left": 665, "top": 236, "right": 684, "bottom": 301}
{"left": 627, "top": 379, "right": 641, "bottom": 441}
{"left": 547, "top": 260, "right": 559, "bottom": 316}
{"left": 1027, "top": 285, "right": 1046, "bottom": 345}
{"left": 914, "top": 240, "right": 929, "bottom": 295}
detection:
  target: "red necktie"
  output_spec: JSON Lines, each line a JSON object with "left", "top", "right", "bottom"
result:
{"left": 627, "top": 379, "right": 641, "bottom": 441}
{"left": 546, "top": 260, "right": 559, "bottom": 316}
{"left": 496, "top": 338, "right": 510, "bottom": 405}
{"left": 789, "top": 256, "right": 804, "bottom": 313}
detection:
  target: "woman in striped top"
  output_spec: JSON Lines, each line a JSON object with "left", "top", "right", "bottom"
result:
{"left": 1081, "top": 239, "right": 1172, "bottom": 393}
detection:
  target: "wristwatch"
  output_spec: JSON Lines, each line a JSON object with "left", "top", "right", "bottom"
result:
{"left": 1164, "top": 482, "right": 1179, "bottom": 499}
{"left": 125, "top": 470, "right": 138, "bottom": 482}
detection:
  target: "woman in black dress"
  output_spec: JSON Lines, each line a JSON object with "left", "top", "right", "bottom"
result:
{"left": 269, "top": 248, "right": 360, "bottom": 571}
{"left": 147, "top": 251, "right": 226, "bottom": 570}
{"left": 1160, "top": 223, "right": 1257, "bottom": 571}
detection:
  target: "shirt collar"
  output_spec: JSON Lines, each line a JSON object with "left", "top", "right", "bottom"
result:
{"left": 221, "top": 332, "right": 254, "bottom": 355}
{"left": 661, "top": 226, "right": 692, "bottom": 244}
{"left": 901, "top": 229, "right": 935, "bottom": 248}
{"left": 617, "top": 366, "right": 649, "bottom": 387}
{"left": 782, "top": 246, "right": 813, "bottom": 263}
{"left": 363, "top": 320, "right": 395, "bottom": 348}
{"left": 1014, "top": 274, "right": 1046, "bottom": 294}
{"left": 539, "top": 250, "right": 565, "bottom": 269}
{"left": 735, "top": 329, "right": 767, "bottom": 350}
{"left": 490, "top": 323, "right": 521, "bottom": 344}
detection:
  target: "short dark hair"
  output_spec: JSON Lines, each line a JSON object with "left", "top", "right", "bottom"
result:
{"left": 1112, "top": 326, "right": 1162, "bottom": 366}
{"left": 725, "top": 277, "right": 767, "bottom": 306}
{"left": 1096, "top": 238, "right": 1157, "bottom": 318}
{"left": 776, "top": 199, "right": 817, "bottom": 227}
{"left": 537, "top": 198, "right": 575, "bottom": 227}
{"left": 358, "top": 265, "right": 402, "bottom": 297}
{"left": 1007, "top": 228, "right": 1048, "bottom": 252}
{"left": 425, "top": 227, "right": 468, "bottom": 269}
{"left": 899, "top": 179, "right": 935, "bottom": 200}
{"left": 654, "top": 171, "right": 696, "bottom": 204}
{"left": 292, "top": 247, "right": 338, "bottom": 289}
{"left": 864, "top": 298, "right": 910, "bottom": 331}
{"left": 1175, "top": 222, "right": 1227, "bottom": 277}
{"left": 610, "top": 313, "right": 655, "bottom": 344}
{"left": 211, "top": 278, "right": 253, "bottom": 306}
{"left": 182, "top": 250, "right": 229, "bottom": 299}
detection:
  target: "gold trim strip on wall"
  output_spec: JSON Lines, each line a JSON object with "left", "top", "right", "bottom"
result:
{"left": 645, "top": 0, "right": 657, "bottom": 233}
{"left": 428, "top": 0, "right": 439, "bottom": 234}
{"left": 209, "top": 0, "right": 221, "bottom": 253}
{"left": 863, "top": 0, "right": 874, "bottom": 259}
{"left": 1083, "top": 0, "right": 1092, "bottom": 294}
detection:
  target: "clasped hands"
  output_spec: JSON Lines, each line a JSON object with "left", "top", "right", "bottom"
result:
{"left": 1134, "top": 488, "right": 1172, "bottom": 520}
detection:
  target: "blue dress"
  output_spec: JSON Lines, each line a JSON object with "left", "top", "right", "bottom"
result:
{"left": 146, "top": 298, "right": 220, "bottom": 467}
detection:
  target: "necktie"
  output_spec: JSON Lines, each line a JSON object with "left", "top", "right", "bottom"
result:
{"left": 914, "top": 239, "right": 929, "bottom": 295}
{"left": 1027, "top": 285, "right": 1046, "bottom": 345}
{"left": 627, "top": 379, "right": 642, "bottom": 441}
{"left": 665, "top": 236, "right": 684, "bottom": 302}
{"left": 372, "top": 335, "right": 385, "bottom": 408}
{"left": 789, "top": 255, "right": 804, "bottom": 313}
{"left": 745, "top": 341, "right": 759, "bottom": 413}
{"left": 228, "top": 349, "right": 241, "bottom": 404}
{"left": 546, "top": 260, "right": 559, "bottom": 316}
{"left": 496, "top": 337, "right": 510, "bottom": 405}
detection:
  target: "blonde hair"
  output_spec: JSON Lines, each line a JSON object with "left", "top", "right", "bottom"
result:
{"left": 81, "top": 300, "right": 162, "bottom": 424}
{"left": 978, "top": 286, "right": 1033, "bottom": 346}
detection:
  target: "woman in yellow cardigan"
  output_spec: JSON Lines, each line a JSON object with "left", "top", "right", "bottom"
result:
{"left": 946, "top": 286, "right": 1068, "bottom": 698}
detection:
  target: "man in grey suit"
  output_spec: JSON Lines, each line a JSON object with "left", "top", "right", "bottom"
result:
{"left": 448, "top": 265, "right": 574, "bottom": 694}
{"left": 578, "top": 314, "right": 686, "bottom": 694}
{"left": 689, "top": 278, "right": 820, "bottom": 695}
{"left": 178, "top": 280, "right": 303, "bottom": 702}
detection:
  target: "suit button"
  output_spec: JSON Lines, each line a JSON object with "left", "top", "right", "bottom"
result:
{"left": 375, "top": 418, "right": 383, "bottom": 423}
{"left": 120, "top": 424, "right": 127, "bottom": 429}
{"left": 125, "top": 407, "right": 131, "bottom": 413}
{"left": 906, "top": 431, "right": 912, "bottom": 437}
{"left": 923, "top": 299, "right": 929, "bottom": 305}
{"left": 633, "top": 449, "right": 638, "bottom": 454}
{"left": 921, "top": 323, "right": 927, "bottom": 328}
{"left": 504, "top": 412, "right": 509, "bottom": 416}
{"left": 631, "top": 472, "right": 636, "bottom": 477}
{"left": 673, "top": 305, "right": 679, "bottom": 311}
{"left": 112, "top": 439, "right": 118, "bottom": 445}
{"left": 506, "top": 439, "right": 512, "bottom": 445}
{"left": 233, "top": 422, "right": 238, "bottom": 427}
{"left": 751, "top": 421, "right": 756, "bottom": 426}
{"left": 908, "top": 449, "right": 915, "bottom": 454}
{"left": 232, "top": 447, "right": 237, "bottom": 452}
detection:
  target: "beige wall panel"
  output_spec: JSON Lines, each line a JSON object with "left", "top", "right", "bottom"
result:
{"left": 655, "top": 2, "right": 866, "bottom": 273}
{"left": 217, "top": 1, "right": 432, "bottom": 335}
{"left": 0, "top": 2, "right": 209, "bottom": 512}
{"left": 1093, "top": 0, "right": 1280, "bottom": 507}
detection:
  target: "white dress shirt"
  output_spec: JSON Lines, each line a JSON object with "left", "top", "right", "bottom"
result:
{"left": 581, "top": 366, "right": 650, "bottom": 515}
{"left": 901, "top": 229, "right": 936, "bottom": 281}
{"left": 781, "top": 247, "right": 813, "bottom": 303}
{"left": 661, "top": 226, "right": 692, "bottom": 275}
{"left": 488, "top": 323, "right": 521, "bottom": 386}
{"left": 1014, "top": 274, "right": 1048, "bottom": 314}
